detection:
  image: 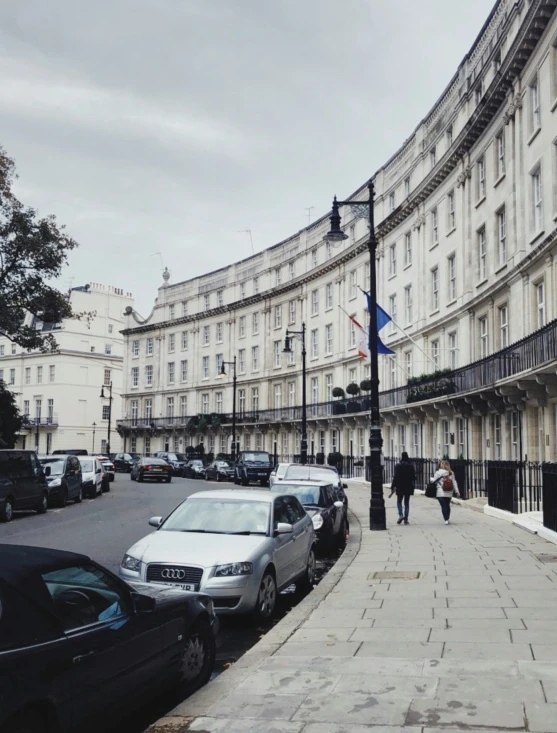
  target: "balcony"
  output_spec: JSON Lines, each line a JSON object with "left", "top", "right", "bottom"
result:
{"left": 21, "top": 415, "right": 59, "bottom": 429}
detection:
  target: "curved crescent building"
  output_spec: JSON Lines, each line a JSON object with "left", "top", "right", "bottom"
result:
{"left": 119, "top": 0, "right": 557, "bottom": 466}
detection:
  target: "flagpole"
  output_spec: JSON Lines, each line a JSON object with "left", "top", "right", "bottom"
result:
{"left": 387, "top": 316, "right": 438, "bottom": 371}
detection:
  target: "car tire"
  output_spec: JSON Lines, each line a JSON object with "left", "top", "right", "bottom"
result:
{"left": 109, "top": 475, "right": 115, "bottom": 482}
{"left": 36, "top": 491, "right": 48, "bottom": 514}
{"left": 0, "top": 496, "right": 14, "bottom": 523}
{"left": 177, "top": 618, "right": 216, "bottom": 697}
{"left": 297, "top": 546, "right": 316, "bottom": 594}
{"left": 253, "top": 569, "right": 277, "bottom": 621}
{"left": 215, "top": 473, "right": 221, "bottom": 482}
{"left": 138, "top": 472, "right": 144, "bottom": 483}
{"left": 4, "top": 709, "right": 46, "bottom": 733}
{"left": 166, "top": 476, "right": 172, "bottom": 483}
{"left": 74, "top": 486, "right": 83, "bottom": 504}
{"left": 130, "top": 474, "right": 135, "bottom": 481}
{"left": 337, "top": 518, "right": 348, "bottom": 550}
{"left": 103, "top": 482, "right": 110, "bottom": 493}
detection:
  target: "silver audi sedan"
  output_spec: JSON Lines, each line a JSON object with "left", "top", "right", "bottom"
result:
{"left": 120, "top": 489, "right": 316, "bottom": 619}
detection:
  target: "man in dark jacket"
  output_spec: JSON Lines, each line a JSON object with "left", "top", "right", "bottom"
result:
{"left": 389, "top": 451, "right": 415, "bottom": 525}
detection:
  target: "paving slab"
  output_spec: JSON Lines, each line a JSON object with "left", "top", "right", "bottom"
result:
{"left": 274, "top": 641, "right": 362, "bottom": 657}
{"left": 531, "top": 644, "right": 557, "bottom": 661}
{"left": 406, "top": 697, "right": 526, "bottom": 729}
{"left": 189, "top": 720, "right": 305, "bottom": 733}
{"left": 442, "top": 641, "right": 533, "bottom": 660}
{"left": 293, "top": 691, "right": 411, "bottom": 726}
{"left": 350, "top": 627, "right": 431, "bottom": 642}
{"left": 422, "top": 658, "right": 520, "bottom": 677}
{"left": 301, "top": 725, "right": 413, "bottom": 733}
{"left": 437, "top": 675, "right": 545, "bottom": 703}
{"left": 356, "top": 641, "right": 444, "bottom": 658}
{"left": 235, "top": 669, "right": 341, "bottom": 694}
{"left": 332, "top": 673, "right": 439, "bottom": 698}
{"left": 524, "top": 702, "right": 557, "bottom": 732}
{"left": 206, "top": 692, "right": 306, "bottom": 720}
{"left": 430, "top": 628, "right": 511, "bottom": 643}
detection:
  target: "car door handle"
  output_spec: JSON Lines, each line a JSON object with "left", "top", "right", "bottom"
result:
{"left": 73, "top": 651, "right": 95, "bottom": 664}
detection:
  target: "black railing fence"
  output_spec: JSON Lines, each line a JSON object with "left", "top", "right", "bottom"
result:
{"left": 542, "top": 463, "right": 557, "bottom": 533}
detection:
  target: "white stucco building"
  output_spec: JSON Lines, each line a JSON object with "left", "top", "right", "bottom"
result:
{"left": 119, "top": 0, "right": 557, "bottom": 464}
{"left": 0, "top": 283, "right": 133, "bottom": 454}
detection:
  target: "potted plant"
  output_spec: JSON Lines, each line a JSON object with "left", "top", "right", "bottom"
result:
{"left": 360, "top": 379, "right": 372, "bottom": 410}
{"left": 346, "top": 382, "right": 361, "bottom": 413}
{"left": 315, "top": 452, "right": 325, "bottom": 465}
{"left": 185, "top": 445, "right": 195, "bottom": 457}
{"left": 186, "top": 416, "right": 199, "bottom": 437}
{"left": 195, "top": 443, "right": 205, "bottom": 457}
{"left": 332, "top": 387, "right": 346, "bottom": 415}
{"left": 327, "top": 451, "right": 343, "bottom": 470}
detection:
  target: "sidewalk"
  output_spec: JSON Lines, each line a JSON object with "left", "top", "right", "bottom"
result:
{"left": 151, "top": 482, "right": 557, "bottom": 733}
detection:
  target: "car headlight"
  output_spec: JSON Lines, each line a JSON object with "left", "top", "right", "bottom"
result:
{"left": 48, "top": 478, "right": 62, "bottom": 487}
{"left": 215, "top": 562, "right": 253, "bottom": 577}
{"left": 312, "top": 514, "right": 324, "bottom": 530}
{"left": 121, "top": 554, "right": 141, "bottom": 572}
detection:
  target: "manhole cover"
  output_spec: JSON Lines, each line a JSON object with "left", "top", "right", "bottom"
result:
{"left": 371, "top": 571, "right": 420, "bottom": 580}
{"left": 535, "top": 553, "right": 557, "bottom": 563}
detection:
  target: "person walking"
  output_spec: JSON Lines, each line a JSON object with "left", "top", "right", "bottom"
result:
{"left": 431, "top": 459, "right": 460, "bottom": 524}
{"left": 389, "top": 451, "right": 415, "bottom": 525}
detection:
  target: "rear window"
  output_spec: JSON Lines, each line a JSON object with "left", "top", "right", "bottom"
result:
{"left": 142, "top": 458, "right": 166, "bottom": 465}
{"left": 79, "top": 459, "right": 95, "bottom": 472}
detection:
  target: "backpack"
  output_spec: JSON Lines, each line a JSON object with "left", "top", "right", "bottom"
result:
{"left": 441, "top": 474, "right": 454, "bottom": 491}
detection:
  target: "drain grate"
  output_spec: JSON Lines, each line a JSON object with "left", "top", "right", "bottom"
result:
{"left": 371, "top": 571, "right": 421, "bottom": 580}
{"left": 535, "top": 553, "right": 557, "bottom": 563}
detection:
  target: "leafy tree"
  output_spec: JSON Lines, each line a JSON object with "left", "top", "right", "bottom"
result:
{"left": 0, "top": 147, "right": 78, "bottom": 351}
{"left": 0, "top": 380, "right": 24, "bottom": 448}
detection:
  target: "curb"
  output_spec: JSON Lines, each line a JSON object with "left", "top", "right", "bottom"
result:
{"left": 147, "top": 502, "right": 364, "bottom": 729}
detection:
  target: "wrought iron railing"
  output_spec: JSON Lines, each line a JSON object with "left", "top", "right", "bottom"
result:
{"left": 542, "top": 464, "right": 557, "bottom": 533}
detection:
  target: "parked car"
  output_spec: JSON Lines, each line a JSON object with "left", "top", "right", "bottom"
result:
{"left": 77, "top": 456, "right": 104, "bottom": 498}
{"left": 0, "top": 450, "right": 49, "bottom": 522}
{"left": 205, "top": 459, "right": 235, "bottom": 482}
{"left": 131, "top": 457, "right": 173, "bottom": 483}
{"left": 52, "top": 449, "right": 88, "bottom": 456}
{"left": 183, "top": 459, "right": 206, "bottom": 479}
{"left": 92, "top": 454, "right": 115, "bottom": 484}
{"left": 0, "top": 544, "right": 218, "bottom": 733}
{"left": 155, "top": 451, "right": 188, "bottom": 475}
{"left": 271, "top": 480, "right": 348, "bottom": 553}
{"left": 113, "top": 452, "right": 141, "bottom": 473}
{"left": 283, "top": 464, "right": 349, "bottom": 508}
{"left": 39, "top": 455, "right": 83, "bottom": 507}
{"left": 120, "top": 489, "right": 316, "bottom": 619}
{"left": 269, "top": 462, "right": 290, "bottom": 488}
{"left": 234, "top": 450, "right": 273, "bottom": 486}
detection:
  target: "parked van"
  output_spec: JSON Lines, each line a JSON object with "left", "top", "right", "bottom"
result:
{"left": 0, "top": 450, "right": 49, "bottom": 522}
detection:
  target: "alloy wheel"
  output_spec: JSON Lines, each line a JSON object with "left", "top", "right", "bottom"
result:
{"left": 180, "top": 633, "right": 206, "bottom": 683}
{"left": 307, "top": 549, "right": 316, "bottom": 585}
{"left": 4, "top": 498, "right": 13, "bottom": 522}
{"left": 257, "top": 573, "right": 276, "bottom": 619}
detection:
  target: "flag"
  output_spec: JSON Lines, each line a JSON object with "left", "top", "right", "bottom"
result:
{"left": 360, "top": 288, "right": 391, "bottom": 331}
{"left": 349, "top": 314, "right": 394, "bottom": 357}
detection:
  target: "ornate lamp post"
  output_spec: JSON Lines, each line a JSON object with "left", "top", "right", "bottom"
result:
{"left": 99, "top": 383, "right": 113, "bottom": 456}
{"left": 324, "top": 179, "right": 386, "bottom": 530}
{"left": 283, "top": 323, "right": 307, "bottom": 464}
{"left": 220, "top": 357, "right": 237, "bottom": 460}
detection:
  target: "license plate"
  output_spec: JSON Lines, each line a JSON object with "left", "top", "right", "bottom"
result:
{"left": 152, "top": 581, "right": 197, "bottom": 591}
{"left": 153, "top": 468, "right": 163, "bottom": 472}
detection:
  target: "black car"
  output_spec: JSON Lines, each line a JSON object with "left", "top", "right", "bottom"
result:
{"left": 234, "top": 450, "right": 273, "bottom": 486}
{"left": 113, "top": 453, "right": 141, "bottom": 473}
{"left": 272, "top": 480, "right": 348, "bottom": 553}
{"left": 39, "top": 455, "right": 83, "bottom": 507}
{"left": 0, "top": 450, "right": 49, "bottom": 522}
{"left": 183, "top": 460, "right": 206, "bottom": 479}
{"left": 204, "top": 459, "right": 235, "bottom": 482}
{"left": 283, "top": 464, "right": 349, "bottom": 509}
{"left": 155, "top": 452, "right": 188, "bottom": 475}
{"left": 0, "top": 545, "right": 218, "bottom": 733}
{"left": 130, "top": 457, "right": 173, "bottom": 483}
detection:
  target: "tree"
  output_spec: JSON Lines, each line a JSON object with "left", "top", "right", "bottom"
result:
{"left": 0, "top": 147, "right": 78, "bottom": 351}
{"left": 0, "top": 381, "right": 24, "bottom": 448}
{"left": 346, "top": 382, "right": 361, "bottom": 396}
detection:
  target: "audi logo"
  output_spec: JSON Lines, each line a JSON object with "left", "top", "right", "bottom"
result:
{"left": 161, "top": 568, "right": 186, "bottom": 580}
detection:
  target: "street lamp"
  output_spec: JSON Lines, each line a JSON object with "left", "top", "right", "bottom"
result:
{"left": 92, "top": 422, "right": 97, "bottom": 453}
{"left": 283, "top": 323, "right": 308, "bottom": 464}
{"left": 220, "top": 357, "right": 237, "bottom": 460}
{"left": 324, "top": 179, "right": 386, "bottom": 531}
{"left": 99, "top": 383, "right": 113, "bottom": 456}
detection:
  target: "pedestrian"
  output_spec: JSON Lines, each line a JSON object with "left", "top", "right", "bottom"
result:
{"left": 389, "top": 451, "right": 415, "bottom": 525}
{"left": 431, "top": 459, "right": 460, "bottom": 524}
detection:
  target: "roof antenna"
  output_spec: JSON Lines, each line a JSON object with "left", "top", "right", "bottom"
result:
{"left": 238, "top": 229, "right": 255, "bottom": 255}
{"left": 305, "top": 206, "right": 314, "bottom": 226}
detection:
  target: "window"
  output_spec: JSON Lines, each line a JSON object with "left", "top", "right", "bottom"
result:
{"left": 477, "top": 156, "right": 486, "bottom": 199}
{"left": 204, "top": 294, "right": 210, "bottom": 311}
{"left": 274, "top": 341, "right": 281, "bottom": 368}
{"left": 25, "top": 367, "right": 31, "bottom": 385}
{"left": 530, "top": 77, "right": 541, "bottom": 131}
{"left": 430, "top": 147, "right": 437, "bottom": 168}
{"left": 389, "top": 243, "right": 397, "bottom": 276}
{"left": 146, "top": 338, "right": 154, "bottom": 355}
{"left": 37, "top": 366, "right": 43, "bottom": 384}
{"left": 132, "top": 340, "right": 139, "bottom": 357}
{"left": 215, "top": 392, "right": 223, "bottom": 413}
{"left": 390, "top": 358, "right": 397, "bottom": 389}
{"left": 311, "top": 329, "right": 319, "bottom": 359}
{"left": 49, "top": 365, "right": 55, "bottom": 383}
{"left": 252, "top": 387, "right": 259, "bottom": 412}
{"left": 447, "top": 190, "right": 455, "bottom": 230}
{"left": 326, "top": 283, "right": 333, "bottom": 309}
{"left": 144, "top": 435, "right": 151, "bottom": 454}
{"left": 389, "top": 191, "right": 395, "bottom": 212}
{"left": 167, "top": 361, "right": 175, "bottom": 384}
{"left": 274, "top": 305, "right": 282, "bottom": 329}
{"left": 325, "top": 324, "right": 333, "bottom": 355}
{"left": 104, "top": 369, "right": 111, "bottom": 386}
{"left": 35, "top": 399, "right": 42, "bottom": 419}
{"left": 511, "top": 411, "right": 520, "bottom": 460}
{"left": 287, "top": 342, "right": 295, "bottom": 365}
{"left": 182, "top": 331, "right": 189, "bottom": 351}
{"left": 23, "top": 400, "right": 30, "bottom": 416}
{"left": 108, "top": 324, "right": 113, "bottom": 334}
{"left": 202, "top": 393, "right": 209, "bottom": 413}
{"left": 105, "top": 344, "right": 112, "bottom": 355}
{"left": 181, "top": 359, "right": 188, "bottom": 382}
{"left": 404, "top": 177, "right": 410, "bottom": 197}
{"left": 252, "top": 345, "right": 259, "bottom": 371}
{"left": 102, "top": 405, "right": 110, "bottom": 420}
{"left": 326, "top": 242, "right": 333, "bottom": 260}
{"left": 145, "top": 399, "right": 152, "bottom": 420}
{"left": 169, "top": 304, "right": 175, "bottom": 320}
{"left": 431, "top": 340, "right": 440, "bottom": 370}
{"left": 252, "top": 312, "right": 259, "bottom": 334}
{"left": 182, "top": 300, "right": 188, "bottom": 317}
{"left": 448, "top": 255, "right": 456, "bottom": 300}
{"left": 494, "top": 414, "right": 502, "bottom": 459}
{"left": 216, "top": 322, "right": 223, "bottom": 342}
{"left": 289, "top": 261, "right": 295, "bottom": 280}
{"left": 288, "top": 300, "right": 296, "bottom": 325}
{"left": 536, "top": 281, "right": 545, "bottom": 328}
{"left": 349, "top": 270, "right": 357, "bottom": 298}
{"left": 499, "top": 305, "right": 509, "bottom": 348}
{"left": 446, "top": 125, "right": 453, "bottom": 146}
{"left": 475, "top": 81, "right": 483, "bottom": 105}
{"left": 479, "top": 317, "right": 488, "bottom": 358}
{"left": 497, "top": 208, "right": 506, "bottom": 264}
{"left": 532, "top": 167, "right": 543, "bottom": 233}
{"left": 238, "top": 349, "right": 246, "bottom": 373}
{"left": 240, "top": 283, "right": 245, "bottom": 299}
{"left": 239, "top": 316, "right": 246, "bottom": 338}
{"left": 9, "top": 369, "right": 15, "bottom": 385}
{"left": 478, "top": 227, "right": 487, "bottom": 280}
{"left": 275, "top": 267, "right": 282, "bottom": 286}
{"left": 442, "top": 420, "right": 450, "bottom": 456}
{"left": 457, "top": 417, "right": 466, "bottom": 457}
{"left": 202, "top": 356, "right": 209, "bottom": 378}
{"left": 398, "top": 425, "right": 406, "bottom": 454}
{"left": 145, "top": 364, "right": 153, "bottom": 387}
{"left": 431, "top": 267, "right": 439, "bottom": 311}
{"left": 431, "top": 207, "right": 438, "bottom": 246}
{"left": 311, "top": 377, "right": 319, "bottom": 406}
{"left": 288, "top": 381, "right": 296, "bottom": 408}
{"left": 350, "top": 316, "right": 356, "bottom": 348}
{"left": 311, "top": 289, "right": 319, "bottom": 316}
{"left": 274, "top": 384, "right": 282, "bottom": 409}
{"left": 132, "top": 367, "right": 139, "bottom": 387}
{"left": 389, "top": 294, "right": 397, "bottom": 334}
{"left": 312, "top": 249, "right": 318, "bottom": 268}
{"left": 496, "top": 131, "right": 505, "bottom": 178}
{"left": 349, "top": 224, "right": 355, "bottom": 244}
{"left": 253, "top": 276, "right": 259, "bottom": 294}
{"left": 404, "top": 232, "right": 412, "bottom": 266}
{"left": 404, "top": 285, "right": 413, "bottom": 324}
{"left": 0, "top": 345, "right": 3, "bottom": 356}
{"left": 448, "top": 332, "right": 458, "bottom": 370}
{"left": 203, "top": 326, "right": 210, "bottom": 346}
{"left": 168, "top": 333, "right": 175, "bottom": 352}
{"left": 404, "top": 350, "right": 413, "bottom": 379}
{"left": 217, "top": 290, "right": 224, "bottom": 307}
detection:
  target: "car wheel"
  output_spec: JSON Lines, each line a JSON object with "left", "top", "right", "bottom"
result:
{"left": 337, "top": 518, "right": 349, "bottom": 550}
{"left": 253, "top": 570, "right": 277, "bottom": 620}
{"left": 177, "top": 619, "right": 215, "bottom": 696}
{"left": 109, "top": 475, "right": 115, "bottom": 482}
{"left": 138, "top": 472, "right": 144, "bottom": 483}
{"left": 297, "top": 546, "right": 316, "bottom": 593}
{"left": 0, "top": 496, "right": 14, "bottom": 523}
{"left": 4, "top": 709, "right": 46, "bottom": 733}
{"left": 36, "top": 491, "right": 48, "bottom": 514}
{"left": 74, "top": 486, "right": 83, "bottom": 504}
{"left": 241, "top": 475, "right": 248, "bottom": 486}
{"left": 216, "top": 473, "right": 221, "bottom": 482}
{"left": 103, "top": 481, "right": 110, "bottom": 493}
{"left": 166, "top": 476, "right": 172, "bottom": 483}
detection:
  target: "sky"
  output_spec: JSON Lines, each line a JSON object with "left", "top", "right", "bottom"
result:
{"left": 1, "top": 0, "right": 493, "bottom": 316}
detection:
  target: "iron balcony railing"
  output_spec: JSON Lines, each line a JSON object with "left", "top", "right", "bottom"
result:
{"left": 21, "top": 415, "right": 59, "bottom": 428}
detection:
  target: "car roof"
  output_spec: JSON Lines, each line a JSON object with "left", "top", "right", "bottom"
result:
{"left": 273, "top": 479, "right": 331, "bottom": 487}
{"left": 41, "top": 454, "right": 70, "bottom": 459}
{"left": 189, "top": 489, "right": 275, "bottom": 503}
{"left": 286, "top": 463, "right": 337, "bottom": 470}
{"left": 0, "top": 544, "right": 91, "bottom": 584}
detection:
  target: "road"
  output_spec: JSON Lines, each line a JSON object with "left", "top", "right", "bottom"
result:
{"left": 0, "top": 471, "right": 338, "bottom": 731}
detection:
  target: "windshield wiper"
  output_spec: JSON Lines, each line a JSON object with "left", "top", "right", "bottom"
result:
{"left": 179, "top": 529, "right": 227, "bottom": 534}
{"left": 228, "top": 530, "right": 266, "bottom": 535}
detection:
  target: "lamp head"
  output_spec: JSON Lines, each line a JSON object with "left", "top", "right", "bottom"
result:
{"left": 220, "top": 363, "right": 226, "bottom": 376}
{"left": 99, "top": 387, "right": 105, "bottom": 399}
{"left": 323, "top": 196, "right": 348, "bottom": 245}
{"left": 283, "top": 335, "right": 292, "bottom": 354}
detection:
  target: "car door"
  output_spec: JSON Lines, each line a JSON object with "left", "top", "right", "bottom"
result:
{"left": 284, "top": 496, "right": 312, "bottom": 577}
{"left": 324, "top": 485, "right": 342, "bottom": 535}
{"left": 271, "top": 497, "right": 297, "bottom": 588}
{"left": 12, "top": 452, "right": 35, "bottom": 508}
{"left": 28, "top": 451, "right": 45, "bottom": 507}
{"left": 66, "top": 457, "right": 79, "bottom": 499}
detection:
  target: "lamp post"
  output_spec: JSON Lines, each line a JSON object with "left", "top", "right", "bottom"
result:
{"left": 99, "top": 383, "right": 113, "bottom": 456}
{"left": 220, "top": 357, "right": 237, "bottom": 460}
{"left": 92, "top": 422, "right": 97, "bottom": 454}
{"left": 283, "top": 323, "right": 308, "bottom": 464}
{"left": 324, "top": 179, "right": 386, "bottom": 530}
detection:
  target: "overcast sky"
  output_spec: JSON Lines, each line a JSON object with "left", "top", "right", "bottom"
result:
{"left": 1, "top": 0, "right": 493, "bottom": 315}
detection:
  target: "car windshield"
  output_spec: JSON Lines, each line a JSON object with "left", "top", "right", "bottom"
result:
{"left": 273, "top": 484, "right": 323, "bottom": 507}
{"left": 217, "top": 461, "right": 233, "bottom": 468}
{"left": 242, "top": 452, "right": 269, "bottom": 463}
{"left": 40, "top": 458, "right": 65, "bottom": 476}
{"left": 167, "top": 453, "right": 186, "bottom": 461}
{"left": 285, "top": 466, "right": 337, "bottom": 483}
{"left": 190, "top": 461, "right": 203, "bottom": 466}
{"left": 79, "top": 459, "right": 95, "bottom": 472}
{"left": 162, "top": 498, "right": 270, "bottom": 535}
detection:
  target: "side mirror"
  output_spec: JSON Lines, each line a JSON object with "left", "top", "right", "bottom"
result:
{"left": 149, "top": 516, "right": 163, "bottom": 528}
{"left": 342, "top": 483, "right": 348, "bottom": 489}
{"left": 44, "top": 466, "right": 51, "bottom": 477}
{"left": 131, "top": 592, "right": 156, "bottom": 613}
{"left": 275, "top": 522, "right": 293, "bottom": 535}
{"left": 96, "top": 468, "right": 102, "bottom": 474}
{"left": 334, "top": 501, "right": 344, "bottom": 509}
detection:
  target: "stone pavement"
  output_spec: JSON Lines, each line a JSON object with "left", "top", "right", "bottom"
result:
{"left": 152, "top": 481, "right": 557, "bottom": 733}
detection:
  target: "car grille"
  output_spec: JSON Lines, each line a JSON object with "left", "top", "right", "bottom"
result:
{"left": 146, "top": 564, "right": 203, "bottom": 584}
{"left": 213, "top": 596, "right": 241, "bottom": 609}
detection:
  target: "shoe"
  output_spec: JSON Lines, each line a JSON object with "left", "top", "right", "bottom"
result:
{"left": 397, "top": 517, "right": 403, "bottom": 525}
{"left": 404, "top": 518, "right": 409, "bottom": 525}
{"left": 445, "top": 520, "right": 449, "bottom": 525}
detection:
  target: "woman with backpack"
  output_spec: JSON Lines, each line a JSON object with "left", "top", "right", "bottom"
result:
{"left": 431, "top": 459, "right": 460, "bottom": 524}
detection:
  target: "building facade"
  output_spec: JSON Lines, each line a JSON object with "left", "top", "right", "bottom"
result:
{"left": 119, "top": 0, "right": 557, "bottom": 464}
{"left": 0, "top": 283, "right": 133, "bottom": 455}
